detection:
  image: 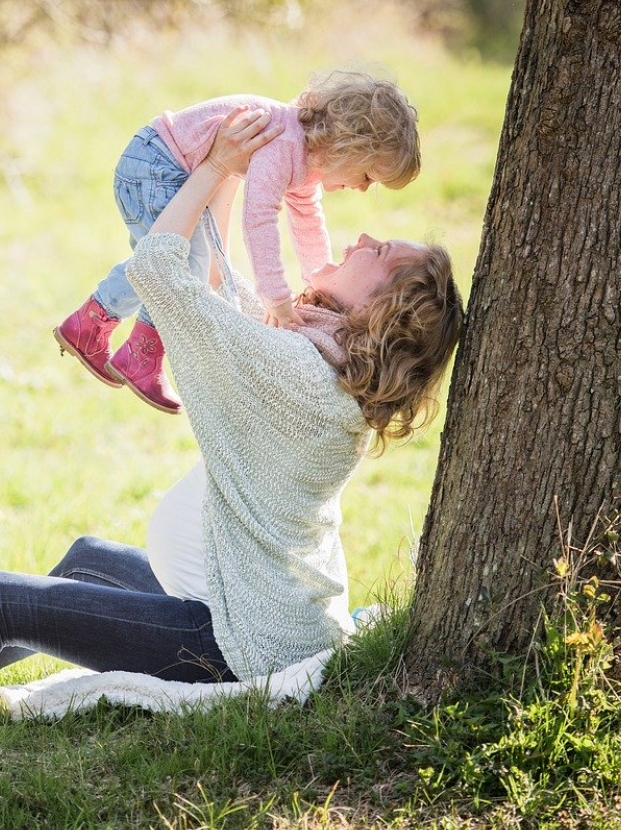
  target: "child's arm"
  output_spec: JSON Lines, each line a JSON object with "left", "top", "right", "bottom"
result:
{"left": 263, "top": 297, "right": 303, "bottom": 328}
{"left": 284, "top": 185, "right": 332, "bottom": 286}
{"left": 206, "top": 157, "right": 303, "bottom": 326}
{"left": 242, "top": 143, "right": 302, "bottom": 308}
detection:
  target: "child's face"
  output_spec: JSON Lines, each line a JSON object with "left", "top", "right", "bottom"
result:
{"left": 318, "top": 161, "right": 373, "bottom": 193}
{"left": 309, "top": 234, "right": 425, "bottom": 310}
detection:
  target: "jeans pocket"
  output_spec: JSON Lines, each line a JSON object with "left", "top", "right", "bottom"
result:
{"left": 114, "top": 175, "right": 145, "bottom": 225}
{"left": 146, "top": 180, "right": 182, "bottom": 224}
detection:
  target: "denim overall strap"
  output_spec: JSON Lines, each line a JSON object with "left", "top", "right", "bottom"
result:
{"left": 204, "top": 208, "right": 241, "bottom": 312}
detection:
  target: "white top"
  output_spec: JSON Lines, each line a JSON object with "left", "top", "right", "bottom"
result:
{"left": 147, "top": 461, "right": 208, "bottom": 602}
{"left": 147, "top": 461, "right": 356, "bottom": 639}
{"left": 127, "top": 234, "right": 366, "bottom": 680}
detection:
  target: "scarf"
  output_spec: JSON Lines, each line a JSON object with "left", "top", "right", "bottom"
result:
{"left": 204, "top": 212, "right": 347, "bottom": 370}
{"left": 291, "top": 304, "right": 347, "bottom": 370}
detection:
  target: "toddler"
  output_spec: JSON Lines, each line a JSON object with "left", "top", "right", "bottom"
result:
{"left": 53, "top": 70, "right": 421, "bottom": 414}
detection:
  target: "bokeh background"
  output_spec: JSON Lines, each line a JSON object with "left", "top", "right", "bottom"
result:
{"left": 0, "top": 0, "right": 523, "bottom": 661}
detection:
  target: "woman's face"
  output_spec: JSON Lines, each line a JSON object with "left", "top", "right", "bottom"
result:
{"left": 308, "top": 234, "right": 425, "bottom": 309}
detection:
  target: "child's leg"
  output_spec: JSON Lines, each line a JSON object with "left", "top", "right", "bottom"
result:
{"left": 0, "top": 537, "right": 236, "bottom": 683}
{"left": 53, "top": 129, "right": 188, "bottom": 391}
{"left": 90, "top": 129, "right": 190, "bottom": 411}
{"left": 103, "top": 133, "right": 214, "bottom": 414}
{"left": 95, "top": 127, "right": 189, "bottom": 323}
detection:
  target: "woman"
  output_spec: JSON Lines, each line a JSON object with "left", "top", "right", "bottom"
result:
{"left": 0, "top": 110, "right": 463, "bottom": 684}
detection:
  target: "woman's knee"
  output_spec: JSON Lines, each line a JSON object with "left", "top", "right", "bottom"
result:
{"left": 50, "top": 535, "right": 106, "bottom": 577}
{"left": 49, "top": 536, "right": 156, "bottom": 593}
{"left": 66, "top": 535, "right": 106, "bottom": 559}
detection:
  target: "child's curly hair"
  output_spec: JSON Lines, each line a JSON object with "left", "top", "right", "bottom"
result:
{"left": 300, "top": 245, "right": 462, "bottom": 453}
{"left": 297, "top": 70, "right": 421, "bottom": 189}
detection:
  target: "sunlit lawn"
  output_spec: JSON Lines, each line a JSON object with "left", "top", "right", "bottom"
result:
{"left": 0, "top": 8, "right": 510, "bottom": 683}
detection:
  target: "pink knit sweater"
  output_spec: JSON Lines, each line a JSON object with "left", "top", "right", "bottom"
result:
{"left": 151, "top": 94, "right": 332, "bottom": 306}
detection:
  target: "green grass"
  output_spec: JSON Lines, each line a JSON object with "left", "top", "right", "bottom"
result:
{"left": 2, "top": 596, "right": 621, "bottom": 829}
{"left": 8, "top": 3, "right": 613, "bottom": 828}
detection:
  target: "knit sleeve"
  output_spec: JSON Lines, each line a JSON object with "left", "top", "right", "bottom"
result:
{"left": 229, "top": 271, "right": 265, "bottom": 323}
{"left": 129, "top": 232, "right": 271, "bottom": 345}
{"left": 125, "top": 233, "right": 329, "bottom": 416}
{"left": 284, "top": 183, "right": 332, "bottom": 284}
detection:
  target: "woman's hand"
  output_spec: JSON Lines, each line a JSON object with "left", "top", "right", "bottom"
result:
{"left": 204, "top": 107, "right": 283, "bottom": 180}
{"left": 149, "top": 107, "right": 283, "bottom": 241}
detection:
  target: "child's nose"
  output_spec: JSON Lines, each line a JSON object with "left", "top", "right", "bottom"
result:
{"left": 357, "top": 181, "right": 370, "bottom": 192}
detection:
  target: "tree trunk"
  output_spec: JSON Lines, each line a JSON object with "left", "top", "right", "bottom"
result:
{"left": 406, "top": 0, "right": 621, "bottom": 699}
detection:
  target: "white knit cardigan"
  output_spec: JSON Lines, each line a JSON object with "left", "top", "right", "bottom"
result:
{"left": 127, "top": 233, "right": 370, "bottom": 680}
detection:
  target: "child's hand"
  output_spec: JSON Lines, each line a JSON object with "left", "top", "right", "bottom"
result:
{"left": 263, "top": 298, "right": 304, "bottom": 328}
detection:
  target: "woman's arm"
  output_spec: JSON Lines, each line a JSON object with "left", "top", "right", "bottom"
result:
{"left": 207, "top": 177, "right": 240, "bottom": 291}
{"left": 149, "top": 162, "right": 226, "bottom": 240}
{"left": 150, "top": 107, "right": 282, "bottom": 242}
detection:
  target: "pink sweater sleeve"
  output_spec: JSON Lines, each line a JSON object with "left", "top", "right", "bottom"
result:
{"left": 242, "top": 141, "right": 297, "bottom": 307}
{"left": 284, "top": 184, "right": 332, "bottom": 286}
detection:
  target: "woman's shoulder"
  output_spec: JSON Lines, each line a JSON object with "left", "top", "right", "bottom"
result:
{"left": 273, "top": 331, "right": 368, "bottom": 428}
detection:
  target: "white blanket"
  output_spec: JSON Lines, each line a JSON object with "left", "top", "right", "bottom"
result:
{"left": 0, "top": 649, "right": 334, "bottom": 720}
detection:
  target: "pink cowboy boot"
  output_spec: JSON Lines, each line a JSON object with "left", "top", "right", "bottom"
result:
{"left": 53, "top": 297, "right": 123, "bottom": 387}
{"left": 105, "top": 320, "right": 183, "bottom": 415}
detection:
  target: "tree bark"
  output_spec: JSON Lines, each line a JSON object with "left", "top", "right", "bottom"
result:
{"left": 406, "top": 0, "right": 621, "bottom": 699}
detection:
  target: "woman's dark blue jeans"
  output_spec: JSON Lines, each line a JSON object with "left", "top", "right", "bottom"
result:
{"left": 0, "top": 536, "right": 237, "bottom": 683}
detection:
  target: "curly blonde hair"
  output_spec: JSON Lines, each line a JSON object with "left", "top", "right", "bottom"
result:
{"left": 300, "top": 245, "right": 463, "bottom": 453}
{"left": 297, "top": 70, "right": 421, "bottom": 189}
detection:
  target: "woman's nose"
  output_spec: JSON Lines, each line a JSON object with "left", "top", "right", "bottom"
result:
{"left": 358, "top": 233, "right": 379, "bottom": 247}
{"left": 357, "top": 181, "right": 370, "bottom": 192}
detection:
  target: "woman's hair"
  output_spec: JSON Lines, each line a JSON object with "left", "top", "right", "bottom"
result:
{"left": 297, "top": 70, "right": 421, "bottom": 189}
{"left": 300, "top": 245, "right": 463, "bottom": 454}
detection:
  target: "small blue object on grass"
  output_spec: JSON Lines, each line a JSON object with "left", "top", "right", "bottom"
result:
{"left": 351, "top": 604, "right": 384, "bottom": 630}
